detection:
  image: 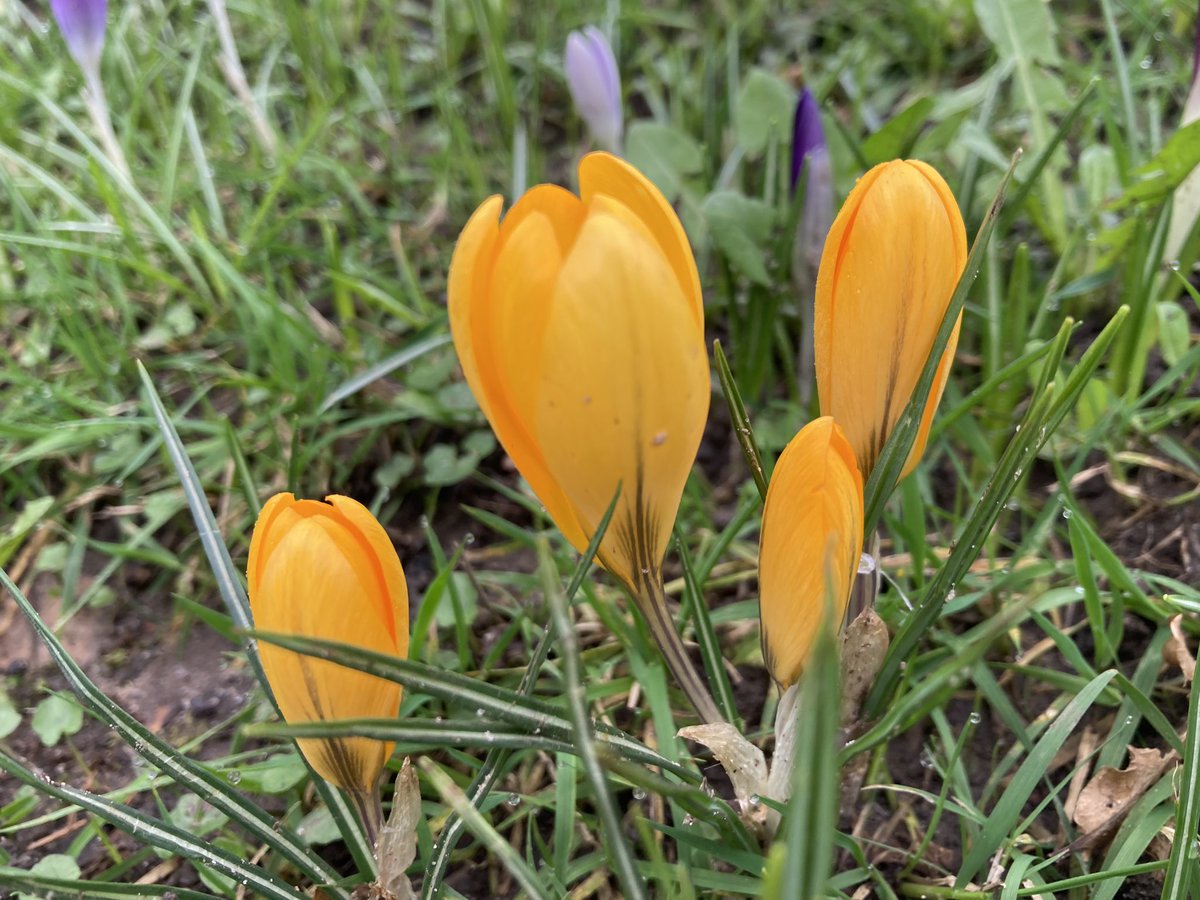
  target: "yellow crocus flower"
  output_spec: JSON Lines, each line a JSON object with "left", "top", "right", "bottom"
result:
{"left": 814, "top": 159, "right": 967, "bottom": 481}
{"left": 759, "top": 417, "right": 864, "bottom": 688}
{"left": 248, "top": 493, "right": 409, "bottom": 816}
{"left": 448, "top": 152, "right": 720, "bottom": 722}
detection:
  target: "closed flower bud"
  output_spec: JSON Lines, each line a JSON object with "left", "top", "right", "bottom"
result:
{"left": 564, "top": 26, "right": 623, "bottom": 153}
{"left": 248, "top": 493, "right": 409, "bottom": 797}
{"left": 450, "top": 152, "right": 720, "bottom": 722}
{"left": 49, "top": 0, "right": 108, "bottom": 75}
{"left": 759, "top": 417, "right": 864, "bottom": 688}
{"left": 814, "top": 160, "right": 967, "bottom": 480}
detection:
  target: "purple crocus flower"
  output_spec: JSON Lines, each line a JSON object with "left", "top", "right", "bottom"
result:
{"left": 791, "top": 88, "right": 834, "bottom": 405}
{"left": 790, "top": 88, "right": 834, "bottom": 274}
{"left": 564, "top": 26, "right": 623, "bottom": 153}
{"left": 790, "top": 88, "right": 825, "bottom": 192}
{"left": 49, "top": 0, "right": 108, "bottom": 76}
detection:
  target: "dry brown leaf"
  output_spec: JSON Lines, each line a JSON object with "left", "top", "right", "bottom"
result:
{"left": 1163, "top": 615, "right": 1195, "bottom": 685}
{"left": 376, "top": 758, "right": 420, "bottom": 900}
{"left": 677, "top": 722, "right": 769, "bottom": 833}
{"left": 1072, "top": 746, "right": 1176, "bottom": 835}
{"left": 840, "top": 608, "right": 889, "bottom": 725}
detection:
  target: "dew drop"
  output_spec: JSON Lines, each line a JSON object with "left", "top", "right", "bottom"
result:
{"left": 651, "top": 430, "right": 668, "bottom": 446}
{"left": 227, "top": 770, "right": 241, "bottom": 784}
{"left": 857, "top": 553, "right": 877, "bottom": 575}
{"left": 506, "top": 793, "right": 521, "bottom": 807}
{"left": 632, "top": 788, "right": 646, "bottom": 800}
{"left": 968, "top": 711, "right": 982, "bottom": 725}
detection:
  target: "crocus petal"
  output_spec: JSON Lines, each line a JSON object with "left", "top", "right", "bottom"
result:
{"left": 790, "top": 88, "right": 826, "bottom": 192}
{"left": 579, "top": 152, "right": 703, "bottom": 329}
{"left": 49, "top": 0, "right": 107, "bottom": 74}
{"left": 758, "top": 418, "right": 864, "bottom": 688}
{"left": 565, "top": 26, "right": 623, "bottom": 151}
{"left": 448, "top": 191, "right": 589, "bottom": 552}
{"left": 536, "top": 204, "right": 708, "bottom": 587}
{"left": 814, "top": 159, "right": 966, "bottom": 480}
{"left": 247, "top": 494, "right": 408, "bottom": 795}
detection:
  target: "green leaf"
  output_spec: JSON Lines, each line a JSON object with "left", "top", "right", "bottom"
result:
{"left": 18, "top": 855, "right": 81, "bottom": 900}
{"left": 168, "top": 794, "right": 230, "bottom": 837}
{"left": 624, "top": 121, "right": 703, "bottom": 200}
{"left": 0, "top": 692, "right": 20, "bottom": 740}
{"left": 734, "top": 68, "right": 795, "bottom": 156}
{"left": 703, "top": 191, "right": 776, "bottom": 286}
{"left": 435, "top": 572, "right": 478, "bottom": 627}
{"left": 1155, "top": 301, "right": 1190, "bottom": 367}
{"left": 0, "top": 497, "right": 53, "bottom": 568}
{"left": 1114, "top": 120, "right": 1200, "bottom": 210}
{"left": 298, "top": 805, "right": 342, "bottom": 846}
{"left": 31, "top": 695, "right": 83, "bottom": 746}
{"left": 973, "top": 0, "right": 1060, "bottom": 65}
{"left": 861, "top": 96, "right": 934, "bottom": 164}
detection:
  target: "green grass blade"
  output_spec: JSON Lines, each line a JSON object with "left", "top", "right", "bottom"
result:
{"left": 136, "top": 361, "right": 376, "bottom": 875}
{"left": 957, "top": 670, "right": 1117, "bottom": 887}
{"left": 674, "top": 528, "right": 739, "bottom": 724}
{"left": 1162, "top": 651, "right": 1200, "bottom": 897}
{"left": 419, "top": 758, "right": 551, "bottom": 900}
{"left": 541, "top": 537, "right": 648, "bottom": 900}
{"left": 249, "top": 631, "right": 695, "bottom": 782}
{"left": 0, "top": 566, "right": 347, "bottom": 895}
{"left": 866, "top": 306, "right": 1128, "bottom": 716}
{"left": 422, "top": 485, "right": 622, "bottom": 897}
{"left": 768, "top": 613, "right": 840, "bottom": 898}
{"left": 0, "top": 752, "right": 305, "bottom": 900}
{"left": 713, "top": 339, "right": 769, "bottom": 500}
{"left": 319, "top": 327, "right": 451, "bottom": 413}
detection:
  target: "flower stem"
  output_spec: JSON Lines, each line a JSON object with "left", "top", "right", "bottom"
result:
{"left": 82, "top": 69, "right": 130, "bottom": 180}
{"left": 631, "top": 576, "right": 724, "bottom": 724}
{"left": 349, "top": 787, "right": 382, "bottom": 855}
{"left": 845, "top": 528, "right": 881, "bottom": 626}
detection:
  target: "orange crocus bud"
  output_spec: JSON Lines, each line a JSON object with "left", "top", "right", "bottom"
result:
{"left": 247, "top": 493, "right": 409, "bottom": 798}
{"left": 448, "top": 152, "right": 721, "bottom": 722}
{"left": 814, "top": 159, "right": 967, "bottom": 481}
{"left": 758, "top": 417, "right": 864, "bottom": 688}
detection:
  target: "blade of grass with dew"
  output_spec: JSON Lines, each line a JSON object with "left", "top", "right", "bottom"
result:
{"left": 674, "top": 527, "right": 738, "bottom": 724}
{"left": 1162, "top": 643, "right": 1200, "bottom": 898}
{"left": 766, "top": 605, "right": 840, "bottom": 898}
{"left": 713, "top": 338, "right": 769, "bottom": 500}
{"left": 540, "top": 536, "right": 647, "bottom": 900}
{"left": 0, "top": 752, "right": 304, "bottom": 900}
{"left": 248, "top": 631, "right": 696, "bottom": 782}
{"left": 956, "top": 669, "right": 1116, "bottom": 887}
{"left": 0, "top": 874, "right": 212, "bottom": 900}
{"left": 418, "top": 758, "right": 551, "bottom": 900}
{"left": 136, "top": 361, "right": 376, "bottom": 875}
{"left": 246, "top": 717, "right": 578, "bottom": 755}
{"left": 866, "top": 306, "right": 1129, "bottom": 716}
{"left": 0, "top": 566, "right": 347, "bottom": 895}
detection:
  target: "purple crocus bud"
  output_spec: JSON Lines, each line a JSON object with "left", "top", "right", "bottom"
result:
{"left": 790, "top": 88, "right": 826, "bottom": 192}
{"left": 49, "top": 0, "right": 108, "bottom": 76}
{"left": 564, "top": 26, "right": 623, "bottom": 153}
